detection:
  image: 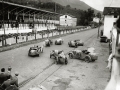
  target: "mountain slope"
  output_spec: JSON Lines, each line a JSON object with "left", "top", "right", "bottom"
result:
{"left": 52, "top": 0, "right": 102, "bottom": 14}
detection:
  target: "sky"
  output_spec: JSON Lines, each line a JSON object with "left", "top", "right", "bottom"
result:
{"left": 80, "top": 0, "right": 120, "bottom": 11}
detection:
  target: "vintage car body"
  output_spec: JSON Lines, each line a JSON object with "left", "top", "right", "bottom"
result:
{"left": 68, "top": 49, "right": 98, "bottom": 62}
{"left": 55, "top": 38, "right": 63, "bottom": 45}
{"left": 100, "top": 36, "right": 108, "bottom": 43}
{"left": 45, "top": 39, "right": 53, "bottom": 47}
{"left": 74, "top": 39, "right": 84, "bottom": 46}
{"left": 50, "top": 50, "right": 68, "bottom": 64}
{"left": 68, "top": 41, "right": 78, "bottom": 48}
{"left": 28, "top": 46, "right": 43, "bottom": 56}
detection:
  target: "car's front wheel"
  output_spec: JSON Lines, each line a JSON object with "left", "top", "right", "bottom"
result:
{"left": 55, "top": 41, "right": 57, "bottom": 45}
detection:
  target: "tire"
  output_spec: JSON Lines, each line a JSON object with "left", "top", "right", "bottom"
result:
{"left": 75, "top": 45, "right": 77, "bottom": 48}
{"left": 50, "top": 55, "right": 52, "bottom": 58}
{"left": 69, "top": 53, "right": 73, "bottom": 59}
{"left": 65, "top": 58, "right": 68, "bottom": 65}
{"left": 41, "top": 49, "right": 43, "bottom": 53}
{"left": 85, "top": 55, "right": 91, "bottom": 63}
{"left": 56, "top": 57, "right": 59, "bottom": 64}
{"left": 55, "top": 41, "right": 57, "bottom": 45}
{"left": 69, "top": 44, "right": 71, "bottom": 47}
{"left": 82, "top": 43, "right": 84, "bottom": 46}
{"left": 105, "top": 39, "right": 108, "bottom": 43}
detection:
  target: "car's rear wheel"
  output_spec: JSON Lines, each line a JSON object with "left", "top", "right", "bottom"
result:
{"left": 75, "top": 45, "right": 77, "bottom": 48}
{"left": 65, "top": 58, "right": 68, "bottom": 65}
{"left": 69, "top": 53, "right": 73, "bottom": 59}
{"left": 85, "top": 55, "right": 91, "bottom": 63}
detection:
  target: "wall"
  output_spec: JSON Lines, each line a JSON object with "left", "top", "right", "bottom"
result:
{"left": 104, "top": 15, "right": 118, "bottom": 39}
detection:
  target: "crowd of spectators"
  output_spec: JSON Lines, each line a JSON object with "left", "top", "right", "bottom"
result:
{"left": 0, "top": 66, "right": 19, "bottom": 90}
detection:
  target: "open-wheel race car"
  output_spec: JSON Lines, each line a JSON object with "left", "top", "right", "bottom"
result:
{"left": 74, "top": 39, "right": 84, "bottom": 46}
{"left": 68, "top": 41, "right": 78, "bottom": 48}
{"left": 50, "top": 50, "right": 68, "bottom": 64}
{"left": 28, "top": 45, "right": 43, "bottom": 57}
{"left": 55, "top": 38, "right": 63, "bottom": 45}
{"left": 44, "top": 39, "right": 53, "bottom": 47}
{"left": 68, "top": 49, "right": 98, "bottom": 62}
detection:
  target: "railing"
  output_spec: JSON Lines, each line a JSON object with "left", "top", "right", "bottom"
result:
{"left": 0, "top": 26, "right": 91, "bottom": 47}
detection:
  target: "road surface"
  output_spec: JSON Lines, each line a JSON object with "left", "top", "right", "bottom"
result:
{"left": 0, "top": 28, "right": 110, "bottom": 90}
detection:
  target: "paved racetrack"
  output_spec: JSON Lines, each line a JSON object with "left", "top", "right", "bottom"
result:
{"left": 0, "top": 27, "right": 110, "bottom": 90}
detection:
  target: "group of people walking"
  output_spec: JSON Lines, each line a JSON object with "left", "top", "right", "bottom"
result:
{"left": 0, "top": 66, "right": 19, "bottom": 90}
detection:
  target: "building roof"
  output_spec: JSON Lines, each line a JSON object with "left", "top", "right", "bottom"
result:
{"left": 103, "top": 7, "right": 120, "bottom": 15}
{"left": 0, "top": 1, "right": 62, "bottom": 15}
{"left": 60, "top": 14, "right": 76, "bottom": 18}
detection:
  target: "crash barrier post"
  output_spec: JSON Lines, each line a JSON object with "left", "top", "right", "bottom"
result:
{"left": 105, "top": 26, "right": 120, "bottom": 90}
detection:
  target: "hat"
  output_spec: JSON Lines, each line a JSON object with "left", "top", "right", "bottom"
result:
{"left": 15, "top": 72, "right": 19, "bottom": 76}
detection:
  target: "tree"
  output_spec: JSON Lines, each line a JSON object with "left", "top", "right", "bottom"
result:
{"left": 96, "top": 12, "right": 101, "bottom": 19}
{"left": 66, "top": 5, "right": 71, "bottom": 8}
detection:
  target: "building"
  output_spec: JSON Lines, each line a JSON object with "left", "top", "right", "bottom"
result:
{"left": 103, "top": 7, "right": 119, "bottom": 40}
{"left": 59, "top": 15, "right": 77, "bottom": 26}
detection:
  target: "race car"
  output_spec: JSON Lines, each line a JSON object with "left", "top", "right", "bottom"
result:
{"left": 28, "top": 45, "right": 43, "bottom": 57}
{"left": 50, "top": 50, "right": 68, "bottom": 64}
{"left": 68, "top": 41, "right": 78, "bottom": 48}
{"left": 100, "top": 36, "right": 108, "bottom": 43}
{"left": 68, "top": 49, "right": 98, "bottom": 62}
{"left": 74, "top": 39, "right": 84, "bottom": 46}
{"left": 44, "top": 39, "right": 53, "bottom": 47}
{"left": 55, "top": 38, "right": 63, "bottom": 45}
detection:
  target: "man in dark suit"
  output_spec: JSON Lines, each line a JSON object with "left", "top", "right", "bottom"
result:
{"left": 1, "top": 75, "right": 11, "bottom": 89}
{"left": 0, "top": 68, "right": 6, "bottom": 85}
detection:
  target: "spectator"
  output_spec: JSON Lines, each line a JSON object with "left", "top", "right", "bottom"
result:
{"left": 1, "top": 75, "right": 11, "bottom": 89}
{"left": 0, "top": 68, "right": 6, "bottom": 85}
{"left": 11, "top": 72, "right": 19, "bottom": 87}
{"left": 5, "top": 66, "right": 12, "bottom": 81}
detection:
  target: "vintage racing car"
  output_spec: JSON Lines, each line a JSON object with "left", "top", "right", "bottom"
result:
{"left": 74, "top": 39, "right": 84, "bottom": 46}
{"left": 44, "top": 39, "right": 53, "bottom": 47}
{"left": 28, "top": 45, "right": 43, "bottom": 57}
{"left": 50, "top": 50, "right": 68, "bottom": 64}
{"left": 100, "top": 36, "right": 108, "bottom": 43}
{"left": 55, "top": 38, "right": 63, "bottom": 45}
{"left": 68, "top": 49, "right": 98, "bottom": 62}
{"left": 68, "top": 40, "right": 78, "bottom": 48}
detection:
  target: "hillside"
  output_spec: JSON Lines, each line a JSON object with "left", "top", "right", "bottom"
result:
{"left": 52, "top": 0, "right": 102, "bottom": 14}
